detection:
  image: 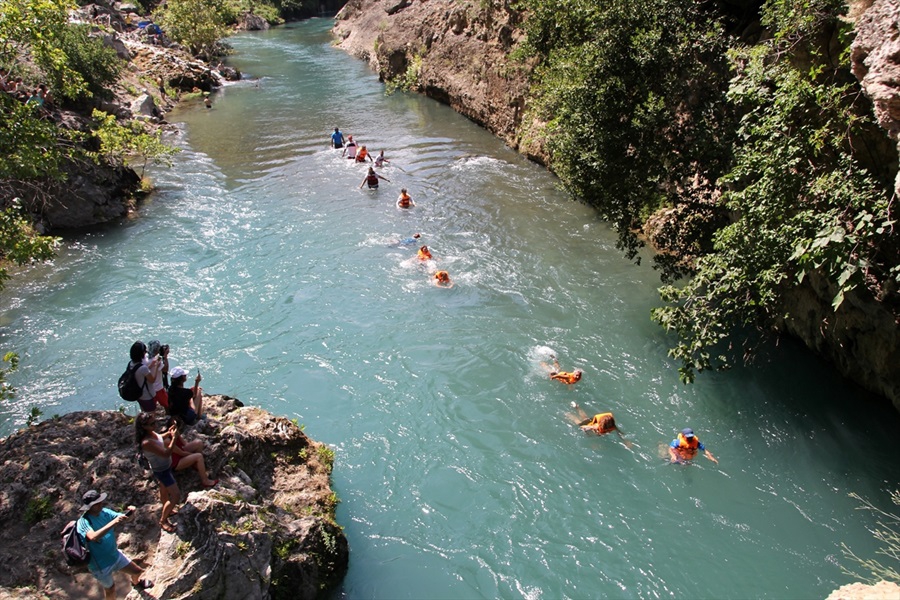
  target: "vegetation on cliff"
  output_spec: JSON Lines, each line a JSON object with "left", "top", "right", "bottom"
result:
{"left": 518, "top": 0, "right": 898, "bottom": 382}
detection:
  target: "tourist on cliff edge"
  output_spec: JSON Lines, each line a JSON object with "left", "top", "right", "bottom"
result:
{"left": 77, "top": 489, "right": 153, "bottom": 598}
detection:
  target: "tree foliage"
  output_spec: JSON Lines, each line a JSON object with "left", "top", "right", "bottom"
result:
{"left": 651, "top": 0, "right": 895, "bottom": 382}
{"left": 519, "top": 0, "right": 735, "bottom": 264}
{"left": 92, "top": 109, "right": 180, "bottom": 179}
{"left": 159, "top": 0, "right": 231, "bottom": 57}
{"left": 519, "top": 0, "right": 897, "bottom": 383}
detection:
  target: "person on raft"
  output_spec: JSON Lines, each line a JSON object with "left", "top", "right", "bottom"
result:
{"left": 359, "top": 167, "right": 390, "bottom": 190}
{"left": 542, "top": 356, "right": 582, "bottom": 384}
{"left": 668, "top": 428, "right": 718, "bottom": 464}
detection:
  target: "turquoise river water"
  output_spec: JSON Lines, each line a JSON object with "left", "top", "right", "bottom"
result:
{"left": 1, "top": 19, "right": 899, "bottom": 599}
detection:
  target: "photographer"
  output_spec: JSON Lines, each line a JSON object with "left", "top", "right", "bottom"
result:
{"left": 146, "top": 340, "right": 170, "bottom": 410}
{"left": 76, "top": 489, "right": 153, "bottom": 597}
{"left": 167, "top": 367, "right": 204, "bottom": 425}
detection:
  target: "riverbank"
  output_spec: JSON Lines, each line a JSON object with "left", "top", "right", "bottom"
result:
{"left": 332, "top": 0, "right": 900, "bottom": 414}
{"left": 0, "top": 395, "right": 348, "bottom": 598}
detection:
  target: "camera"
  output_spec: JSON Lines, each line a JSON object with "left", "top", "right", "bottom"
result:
{"left": 159, "top": 344, "right": 169, "bottom": 356}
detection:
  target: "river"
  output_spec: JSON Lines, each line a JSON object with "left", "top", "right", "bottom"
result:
{"left": 2, "top": 19, "right": 899, "bottom": 599}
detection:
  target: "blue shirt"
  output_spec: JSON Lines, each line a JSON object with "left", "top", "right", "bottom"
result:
{"left": 331, "top": 131, "right": 344, "bottom": 147}
{"left": 77, "top": 508, "right": 122, "bottom": 571}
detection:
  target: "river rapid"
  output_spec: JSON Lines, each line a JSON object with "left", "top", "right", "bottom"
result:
{"left": 2, "top": 19, "right": 899, "bottom": 599}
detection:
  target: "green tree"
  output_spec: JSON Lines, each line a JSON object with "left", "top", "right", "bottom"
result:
{"left": 92, "top": 110, "right": 180, "bottom": 179}
{"left": 520, "top": 0, "right": 735, "bottom": 266}
{"left": 159, "top": 0, "right": 231, "bottom": 57}
{"left": 651, "top": 0, "right": 896, "bottom": 382}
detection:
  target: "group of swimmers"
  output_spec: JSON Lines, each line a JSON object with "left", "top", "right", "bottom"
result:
{"left": 542, "top": 354, "right": 719, "bottom": 464}
{"left": 331, "top": 127, "right": 453, "bottom": 289}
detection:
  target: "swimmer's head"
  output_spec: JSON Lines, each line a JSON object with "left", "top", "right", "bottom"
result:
{"left": 334, "top": 127, "right": 339, "bottom": 132}
{"left": 368, "top": 167, "right": 375, "bottom": 173}
{"left": 401, "top": 188, "right": 407, "bottom": 194}
{"left": 435, "top": 271, "right": 450, "bottom": 282}
{"left": 413, "top": 233, "right": 420, "bottom": 239}
{"left": 348, "top": 135, "right": 353, "bottom": 140}
{"left": 361, "top": 145, "right": 366, "bottom": 149}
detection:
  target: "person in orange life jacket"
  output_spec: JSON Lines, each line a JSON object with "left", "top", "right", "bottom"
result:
{"left": 668, "top": 428, "right": 718, "bottom": 464}
{"left": 417, "top": 245, "right": 433, "bottom": 260}
{"left": 541, "top": 356, "right": 582, "bottom": 384}
{"left": 359, "top": 167, "right": 390, "bottom": 189}
{"left": 342, "top": 135, "right": 357, "bottom": 159}
{"left": 397, "top": 188, "right": 414, "bottom": 208}
{"left": 567, "top": 403, "right": 633, "bottom": 446}
{"left": 434, "top": 270, "right": 453, "bottom": 288}
{"left": 355, "top": 145, "right": 372, "bottom": 163}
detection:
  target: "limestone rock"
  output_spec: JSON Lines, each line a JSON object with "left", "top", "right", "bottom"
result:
{"left": 0, "top": 396, "right": 348, "bottom": 599}
{"left": 238, "top": 12, "right": 270, "bottom": 31}
{"left": 826, "top": 580, "right": 900, "bottom": 600}
{"left": 851, "top": 0, "right": 900, "bottom": 197}
{"left": 334, "top": 0, "right": 544, "bottom": 161}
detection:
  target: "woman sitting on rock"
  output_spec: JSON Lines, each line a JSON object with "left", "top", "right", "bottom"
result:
{"left": 168, "top": 416, "right": 218, "bottom": 488}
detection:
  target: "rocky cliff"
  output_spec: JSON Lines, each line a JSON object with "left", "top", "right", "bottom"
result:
{"left": 6, "top": 2, "right": 232, "bottom": 232}
{"left": 333, "top": 0, "right": 546, "bottom": 161}
{"left": 0, "top": 396, "right": 348, "bottom": 599}
{"left": 333, "top": 0, "right": 900, "bottom": 412}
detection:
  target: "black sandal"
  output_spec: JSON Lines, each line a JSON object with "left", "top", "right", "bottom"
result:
{"left": 133, "top": 579, "right": 154, "bottom": 590}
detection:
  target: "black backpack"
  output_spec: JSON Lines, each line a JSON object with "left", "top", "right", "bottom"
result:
{"left": 61, "top": 519, "right": 90, "bottom": 567}
{"left": 117, "top": 361, "right": 145, "bottom": 401}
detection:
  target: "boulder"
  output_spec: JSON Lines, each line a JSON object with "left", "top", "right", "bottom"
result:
{"left": 0, "top": 396, "right": 348, "bottom": 599}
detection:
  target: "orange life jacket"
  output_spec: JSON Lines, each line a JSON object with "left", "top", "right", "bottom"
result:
{"left": 356, "top": 148, "right": 368, "bottom": 162}
{"left": 435, "top": 270, "right": 450, "bottom": 283}
{"left": 551, "top": 371, "right": 580, "bottom": 384}
{"left": 418, "top": 248, "right": 432, "bottom": 260}
{"left": 398, "top": 193, "right": 411, "bottom": 208}
{"left": 586, "top": 412, "right": 616, "bottom": 434}
{"left": 673, "top": 433, "right": 700, "bottom": 459}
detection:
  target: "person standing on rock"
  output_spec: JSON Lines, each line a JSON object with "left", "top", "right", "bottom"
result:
{"left": 77, "top": 489, "right": 154, "bottom": 598}
{"left": 136, "top": 412, "right": 181, "bottom": 532}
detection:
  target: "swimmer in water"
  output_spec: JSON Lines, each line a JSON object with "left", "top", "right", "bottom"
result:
{"left": 374, "top": 150, "right": 390, "bottom": 167}
{"left": 417, "top": 245, "right": 433, "bottom": 261}
{"left": 567, "top": 403, "right": 633, "bottom": 447}
{"left": 397, "top": 189, "right": 415, "bottom": 208}
{"left": 359, "top": 167, "right": 390, "bottom": 190}
{"left": 668, "top": 428, "right": 718, "bottom": 465}
{"left": 542, "top": 356, "right": 582, "bottom": 384}
{"left": 434, "top": 270, "right": 453, "bottom": 288}
{"left": 397, "top": 233, "right": 421, "bottom": 246}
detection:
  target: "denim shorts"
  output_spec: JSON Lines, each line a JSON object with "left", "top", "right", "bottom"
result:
{"left": 153, "top": 467, "right": 176, "bottom": 487}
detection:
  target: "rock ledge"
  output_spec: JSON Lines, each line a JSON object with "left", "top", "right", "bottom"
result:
{"left": 0, "top": 395, "right": 348, "bottom": 599}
